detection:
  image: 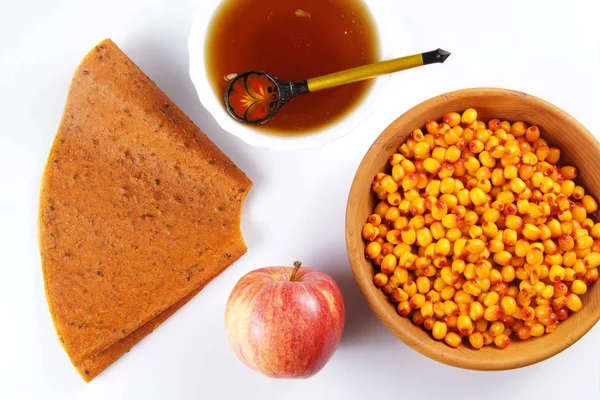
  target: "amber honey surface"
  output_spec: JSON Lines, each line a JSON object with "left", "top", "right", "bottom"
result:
{"left": 205, "top": 0, "right": 379, "bottom": 135}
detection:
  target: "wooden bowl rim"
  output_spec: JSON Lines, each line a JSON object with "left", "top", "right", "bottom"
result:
{"left": 346, "top": 87, "right": 600, "bottom": 370}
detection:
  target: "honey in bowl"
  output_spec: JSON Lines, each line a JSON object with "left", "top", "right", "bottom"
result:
{"left": 205, "top": 0, "right": 379, "bottom": 135}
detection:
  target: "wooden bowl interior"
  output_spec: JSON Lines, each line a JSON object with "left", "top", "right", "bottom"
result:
{"left": 346, "top": 88, "right": 600, "bottom": 370}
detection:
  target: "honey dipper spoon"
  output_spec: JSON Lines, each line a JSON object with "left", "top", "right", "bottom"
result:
{"left": 224, "top": 48, "right": 450, "bottom": 125}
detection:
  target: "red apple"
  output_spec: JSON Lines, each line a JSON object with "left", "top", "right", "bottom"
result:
{"left": 225, "top": 261, "right": 345, "bottom": 378}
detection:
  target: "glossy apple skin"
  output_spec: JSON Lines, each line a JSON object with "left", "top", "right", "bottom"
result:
{"left": 225, "top": 266, "right": 345, "bottom": 378}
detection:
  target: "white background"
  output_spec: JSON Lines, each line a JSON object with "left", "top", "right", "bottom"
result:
{"left": 1, "top": 0, "right": 599, "bottom": 399}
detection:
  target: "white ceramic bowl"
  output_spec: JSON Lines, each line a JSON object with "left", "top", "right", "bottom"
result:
{"left": 187, "top": 0, "right": 399, "bottom": 151}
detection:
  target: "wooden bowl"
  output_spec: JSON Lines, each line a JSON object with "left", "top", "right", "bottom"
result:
{"left": 346, "top": 88, "right": 600, "bottom": 370}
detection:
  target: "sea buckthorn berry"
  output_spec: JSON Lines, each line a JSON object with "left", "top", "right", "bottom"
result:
{"left": 500, "top": 296, "right": 517, "bottom": 316}
{"left": 585, "top": 267, "right": 598, "bottom": 283}
{"left": 381, "top": 254, "right": 398, "bottom": 275}
{"left": 517, "top": 326, "right": 532, "bottom": 340}
{"left": 484, "top": 305, "right": 502, "bottom": 321}
{"left": 571, "top": 279, "right": 588, "bottom": 295}
{"left": 412, "top": 128, "right": 425, "bottom": 142}
{"left": 489, "top": 145, "right": 505, "bottom": 159}
{"left": 511, "top": 121, "right": 527, "bottom": 136}
{"left": 503, "top": 229, "right": 518, "bottom": 246}
{"left": 536, "top": 145, "right": 551, "bottom": 161}
{"left": 444, "top": 300, "right": 459, "bottom": 317}
{"left": 365, "top": 242, "right": 381, "bottom": 259}
{"left": 461, "top": 108, "right": 478, "bottom": 125}
{"left": 483, "top": 291, "right": 500, "bottom": 307}
{"left": 374, "top": 273, "right": 388, "bottom": 287}
{"left": 443, "top": 112, "right": 461, "bottom": 127}
{"left": 520, "top": 306, "right": 535, "bottom": 321}
{"left": 560, "top": 166, "right": 577, "bottom": 180}
{"left": 525, "top": 126, "right": 540, "bottom": 143}
{"left": 444, "top": 127, "right": 461, "bottom": 145}
{"left": 482, "top": 331, "right": 495, "bottom": 345}
{"left": 401, "top": 159, "right": 416, "bottom": 173}
{"left": 475, "top": 128, "right": 492, "bottom": 142}
{"left": 529, "top": 323, "right": 545, "bottom": 337}
{"left": 582, "top": 195, "right": 598, "bottom": 213}
{"left": 362, "top": 223, "right": 379, "bottom": 241}
{"left": 466, "top": 239, "right": 486, "bottom": 254}
{"left": 470, "top": 187, "right": 488, "bottom": 207}
{"left": 412, "top": 311, "right": 425, "bottom": 325}
{"left": 374, "top": 201, "right": 389, "bottom": 218}
{"left": 526, "top": 247, "right": 544, "bottom": 266}
{"left": 442, "top": 214, "right": 460, "bottom": 229}
{"left": 554, "top": 307, "right": 569, "bottom": 321}
{"left": 390, "top": 153, "right": 404, "bottom": 166}
{"left": 500, "top": 265, "right": 516, "bottom": 283}
{"left": 367, "top": 214, "right": 382, "bottom": 226}
{"left": 490, "top": 321, "right": 505, "bottom": 337}
{"left": 549, "top": 265, "right": 565, "bottom": 282}
{"left": 457, "top": 315, "right": 474, "bottom": 336}
{"left": 380, "top": 175, "right": 398, "bottom": 193}
{"left": 504, "top": 144, "right": 521, "bottom": 158}
{"left": 468, "top": 332, "right": 484, "bottom": 349}
{"left": 566, "top": 293, "right": 582, "bottom": 312}
{"left": 462, "top": 280, "right": 481, "bottom": 297}
{"left": 488, "top": 119, "right": 502, "bottom": 131}
{"left": 425, "top": 120, "right": 439, "bottom": 134}
{"left": 454, "top": 290, "right": 474, "bottom": 304}
{"left": 391, "top": 288, "right": 409, "bottom": 303}
{"left": 421, "top": 301, "right": 435, "bottom": 319}
{"left": 432, "top": 321, "right": 448, "bottom": 340}
{"left": 444, "top": 332, "right": 462, "bottom": 348}
{"left": 400, "top": 226, "right": 416, "bottom": 245}
{"left": 416, "top": 276, "right": 431, "bottom": 294}
{"left": 535, "top": 305, "right": 553, "bottom": 320}
{"left": 413, "top": 141, "right": 431, "bottom": 157}
{"left": 505, "top": 215, "right": 523, "bottom": 230}
{"left": 573, "top": 186, "right": 585, "bottom": 200}
{"left": 397, "top": 301, "right": 411, "bottom": 316}
{"left": 373, "top": 254, "right": 386, "bottom": 268}
{"left": 474, "top": 319, "right": 488, "bottom": 334}
{"left": 380, "top": 242, "right": 395, "bottom": 257}
{"left": 479, "top": 151, "right": 496, "bottom": 167}
{"left": 546, "top": 146, "right": 560, "bottom": 163}
{"left": 468, "top": 301, "right": 484, "bottom": 321}
{"left": 522, "top": 224, "right": 541, "bottom": 241}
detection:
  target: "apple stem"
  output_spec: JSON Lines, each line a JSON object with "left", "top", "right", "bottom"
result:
{"left": 289, "top": 261, "right": 302, "bottom": 282}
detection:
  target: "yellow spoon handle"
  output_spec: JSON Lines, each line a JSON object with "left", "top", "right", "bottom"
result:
{"left": 306, "top": 50, "right": 445, "bottom": 92}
